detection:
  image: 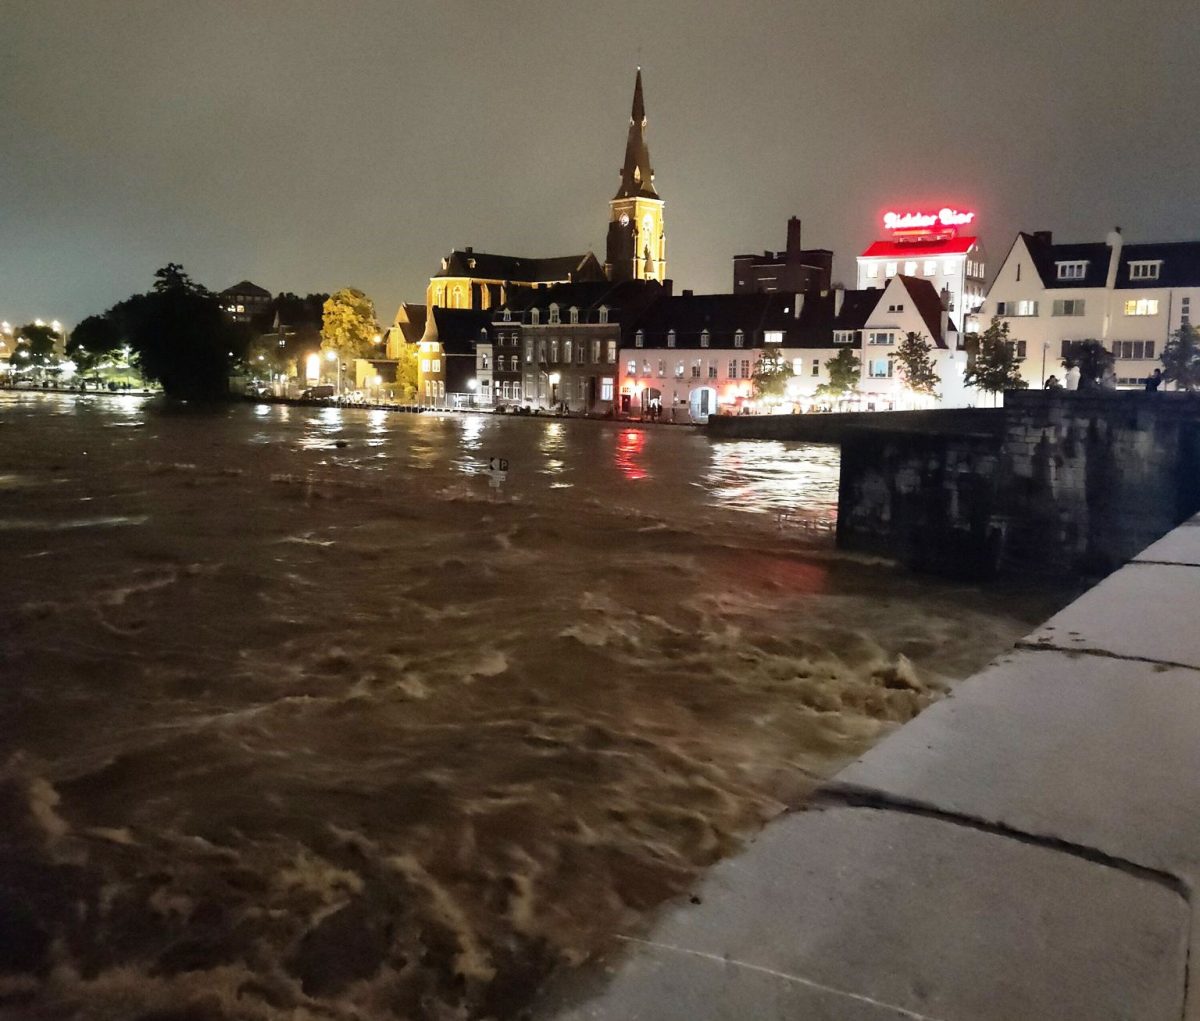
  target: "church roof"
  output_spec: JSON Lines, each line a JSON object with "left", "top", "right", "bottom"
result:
{"left": 433, "top": 250, "right": 604, "bottom": 283}
{"left": 219, "top": 280, "right": 271, "bottom": 298}
{"left": 614, "top": 69, "right": 658, "bottom": 201}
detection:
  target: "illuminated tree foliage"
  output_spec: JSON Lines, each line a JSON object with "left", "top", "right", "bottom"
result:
{"left": 750, "top": 345, "right": 794, "bottom": 400}
{"left": 816, "top": 347, "right": 861, "bottom": 398}
{"left": 321, "top": 288, "right": 379, "bottom": 361}
{"left": 67, "top": 314, "right": 123, "bottom": 374}
{"left": 396, "top": 342, "right": 419, "bottom": 400}
{"left": 14, "top": 323, "right": 61, "bottom": 368}
{"left": 964, "top": 316, "right": 1027, "bottom": 401}
{"left": 893, "top": 331, "right": 940, "bottom": 397}
{"left": 1161, "top": 324, "right": 1200, "bottom": 391}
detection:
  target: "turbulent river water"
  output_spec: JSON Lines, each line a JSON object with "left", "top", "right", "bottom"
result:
{"left": 0, "top": 393, "right": 1074, "bottom": 1020}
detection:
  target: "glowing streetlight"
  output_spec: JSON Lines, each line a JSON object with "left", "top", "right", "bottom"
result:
{"left": 324, "top": 350, "right": 342, "bottom": 394}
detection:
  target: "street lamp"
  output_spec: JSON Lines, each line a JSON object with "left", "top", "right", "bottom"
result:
{"left": 325, "top": 349, "right": 341, "bottom": 394}
{"left": 1041, "top": 342, "right": 1050, "bottom": 387}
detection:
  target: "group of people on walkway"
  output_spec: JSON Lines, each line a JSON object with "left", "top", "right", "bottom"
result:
{"left": 1044, "top": 365, "right": 1163, "bottom": 392}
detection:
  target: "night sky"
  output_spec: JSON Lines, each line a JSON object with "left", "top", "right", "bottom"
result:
{"left": 3, "top": 0, "right": 1198, "bottom": 328}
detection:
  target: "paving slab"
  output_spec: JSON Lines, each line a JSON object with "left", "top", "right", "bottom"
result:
{"left": 1135, "top": 517, "right": 1200, "bottom": 565}
{"left": 552, "top": 805, "right": 1187, "bottom": 1021}
{"left": 1023, "top": 560, "right": 1200, "bottom": 668}
{"left": 838, "top": 649, "right": 1200, "bottom": 880}
{"left": 543, "top": 938, "right": 937, "bottom": 1021}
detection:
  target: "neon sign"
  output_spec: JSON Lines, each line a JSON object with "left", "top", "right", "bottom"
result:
{"left": 883, "top": 208, "right": 976, "bottom": 232}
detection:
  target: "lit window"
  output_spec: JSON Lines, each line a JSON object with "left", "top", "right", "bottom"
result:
{"left": 792, "top": 358, "right": 803, "bottom": 374}
{"left": 524, "top": 339, "right": 533, "bottom": 363}
{"left": 740, "top": 359, "right": 749, "bottom": 377}
{"left": 420, "top": 359, "right": 430, "bottom": 372}
{"left": 606, "top": 340, "right": 616, "bottom": 362}
{"left": 885, "top": 261, "right": 898, "bottom": 277}
{"left": 943, "top": 260, "right": 957, "bottom": 275}
{"left": 866, "top": 263, "right": 879, "bottom": 279}
{"left": 503, "top": 309, "right": 512, "bottom": 322}
{"left": 675, "top": 361, "right": 684, "bottom": 378}
{"left": 691, "top": 360, "right": 701, "bottom": 379}
{"left": 658, "top": 360, "right": 665, "bottom": 377}
{"left": 550, "top": 340, "right": 559, "bottom": 362}
{"left": 431, "top": 359, "right": 440, "bottom": 372}
{"left": 1129, "top": 261, "right": 1161, "bottom": 280}
{"left": 1052, "top": 299, "right": 1086, "bottom": 316}
{"left": 924, "top": 260, "right": 938, "bottom": 276}
{"left": 635, "top": 331, "right": 644, "bottom": 348}
{"left": 734, "top": 330, "right": 744, "bottom": 348}
{"left": 563, "top": 340, "right": 572, "bottom": 362}
{"left": 904, "top": 261, "right": 917, "bottom": 276}
{"left": 481, "top": 354, "right": 489, "bottom": 369}
{"left": 549, "top": 304, "right": 560, "bottom": 324}
{"left": 667, "top": 330, "right": 676, "bottom": 348}
{"left": 764, "top": 330, "right": 783, "bottom": 344}
{"left": 701, "top": 330, "right": 710, "bottom": 348}
{"left": 1056, "top": 261, "right": 1088, "bottom": 280}
{"left": 600, "top": 378, "right": 613, "bottom": 401}
{"left": 834, "top": 331, "right": 856, "bottom": 345}
{"left": 868, "top": 332, "right": 894, "bottom": 345}
{"left": 642, "top": 360, "right": 651, "bottom": 375}
{"left": 598, "top": 306, "right": 609, "bottom": 324}
{"left": 996, "top": 300, "right": 1039, "bottom": 317}
{"left": 626, "top": 359, "right": 637, "bottom": 375}
{"left": 729, "top": 359, "right": 738, "bottom": 378}
{"left": 868, "top": 358, "right": 893, "bottom": 378}
{"left": 1124, "top": 299, "right": 1159, "bottom": 316}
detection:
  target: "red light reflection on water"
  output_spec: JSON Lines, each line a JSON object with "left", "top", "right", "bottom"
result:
{"left": 614, "top": 429, "right": 648, "bottom": 481}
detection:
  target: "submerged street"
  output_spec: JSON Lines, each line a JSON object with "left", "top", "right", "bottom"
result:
{"left": 0, "top": 394, "right": 1071, "bottom": 1019}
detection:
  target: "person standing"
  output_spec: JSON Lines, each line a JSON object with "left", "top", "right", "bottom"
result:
{"left": 1064, "top": 363, "right": 1081, "bottom": 391}
{"left": 1145, "top": 368, "right": 1163, "bottom": 392}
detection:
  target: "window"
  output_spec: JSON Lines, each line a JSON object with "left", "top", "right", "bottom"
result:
{"left": 481, "top": 353, "right": 489, "bottom": 369}
{"left": 600, "top": 378, "right": 613, "bottom": 401}
{"left": 563, "top": 340, "right": 572, "bottom": 363}
{"left": 501, "top": 381, "right": 510, "bottom": 400}
{"left": 734, "top": 329, "right": 744, "bottom": 348}
{"left": 729, "top": 359, "right": 738, "bottom": 378}
{"left": 667, "top": 330, "right": 676, "bottom": 348}
{"left": 503, "top": 309, "right": 512, "bottom": 322}
{"left": 1006, "top": 341, "right": 1027, "bottom": 360}
{"left": 834, "top": 330, "right": 856, "bottom": 345}
{"left": 431, "top": 358, "right": 440, "bottom": 373}
{"left": 537, "top": 340, "right": 546, "bottom": 362}
{"left": 1182, "top": 297, "right": 1191, "bottom": 326}
{"left": 671, "top": 360, "right": 682, "bottom": 378}
{"left": 708, "top": 363, "right": 717, "bottom": 379}
{"left": 924, "top": 260, "right": 938, "bottom": 276}
{"left": 1114, "top": 341, "right": 1155, "bottom": 360}
{"left": 885, "top": 261, "right": 898, "bottom": 277}
{"left": 549, "top": 340, "right": 559, "bottom": 363}
{"left": 626, "top": 359, "right": 637, "bottom": 376}
{"left": 549, "top": 304, "right": 560, "bottom": 324}
{"left": 591, "top": 340, "right": 601, "bottom": 363}
{"left": 904, "top": 261, "right": 917, "bottom": 276}
{"left": 530, "top": 308, "right": 540, "bottom": 325}
{"left": 943, "top": 260, "right": 958, "bottom": 275}
{"left": 887, "top": 303, "right": 904, "bottom": 313}
{"left": 635, "top": 331, "right": 644, "bottom": 348}
{"left": 996, "top": 300, "right": 1039, "bottom": 316}
{"left": 1124, "top": 299, "right": 1159, "bottom": 316}
{"left": 642, "top": 360, "right": 651, "bottom": 376}
{"left": 1056, "top": 261, "right": 1087, "bottom": 280}
{"left": 1129, "top": 261, "right": 1161, "bottom": 281}
{"left": 1052, "top": 299, "right": 1086, "bottom": 316}
{"left": 577, "top": 378, "right": 586, "bottom": 399}
{"left": 606, "top": 340, "right": 616, "bottom": 363}
{"left": 452, "top": 286, "right": 464, "bottom": 309}
{"left": 598, "top": 306, "right": 609, "bottom": 324}
{"left": 792, "top": 358, "right": 803, "bottom": 375}
{"left": 420, "top": 359, "right": 430, "bottom": 372}
{"left": 811, "top": 359, "right": 819, "bottom": 377}
{"left": 741, "top": 359, "right": 750, "bottom": 378}
{"left": 513, "top": 383, "right": 521, "bottom": 401}
{"left": 765, "top": 330, "right": 783, "bottom": 344}
{"left": 868, "top": 331, "right": 894, "bottom": 345}
{"left": 569, "top": 307, "right": 579, "bottom": 324}
{"left": 700, "top": 330, "right": 710, "bottom": 348}
{"left": 691, "top": 360, "right": 701, "bottom": 378}
{"left": 866, "top": 263, "right": 879, "bottom": 279}
{"left": 576, "top": 343, "right": 585, "bottom": 365}
{"left": 868, "top": 358, "right": 893, "bottom": 379}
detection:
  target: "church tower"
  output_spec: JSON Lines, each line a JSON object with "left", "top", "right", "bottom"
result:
{"left": 606, "top": 69, "right": 666, "bottom": 283}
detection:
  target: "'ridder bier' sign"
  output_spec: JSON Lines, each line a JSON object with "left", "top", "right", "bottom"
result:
{"left": 883, "top": 208, "right": 976, "bottom": 233}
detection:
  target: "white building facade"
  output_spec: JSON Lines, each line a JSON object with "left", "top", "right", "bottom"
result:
{"left": 976, "top": 230, "right": 1200, "bottom": 388}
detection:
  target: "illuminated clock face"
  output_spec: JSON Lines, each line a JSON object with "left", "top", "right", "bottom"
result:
{"left": 619, "top": 213, "right": 630, "bottom": 227}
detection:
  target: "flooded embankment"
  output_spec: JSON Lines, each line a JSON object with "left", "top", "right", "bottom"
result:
{"left": 0, "top": 394, "right": 1075, "bottom": 1020}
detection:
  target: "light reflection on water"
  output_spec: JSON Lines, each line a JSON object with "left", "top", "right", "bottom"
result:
{"left": 703, "top": 439, "right": 840, "bottom": 519}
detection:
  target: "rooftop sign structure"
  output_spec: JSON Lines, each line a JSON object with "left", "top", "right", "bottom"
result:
{"left": 882, "top": 207, "right": 976, "bottom": 242}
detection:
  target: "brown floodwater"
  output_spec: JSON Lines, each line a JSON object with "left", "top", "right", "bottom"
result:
{"left": 0, "top": 393, "right": 1074, "bottom": 1020}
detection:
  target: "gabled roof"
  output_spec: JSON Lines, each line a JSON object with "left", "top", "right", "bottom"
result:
{"left": 220, "top": 280, "right": 271, "bottom": 298}
{"left": 1019, "top": 233, "right": 1112, "bottom": 289}
{"left": 833, "top": 289, "right": 878, "bottom": 330}
{"left": 614, "top": 69, "right": 658, "bottom": 200}
{"left": 1117, "top": 242, "right": 1200, "bottom": 288}
{"left": 434, "top": 250, "right": 604, "bottom": 284}
{"left": 497, "top": 279, "right": 665, "bottom": 320}
{"left": 860, "top": 236, "right": 978, "bottom": 259}
{"left": 426, "top": 307, "right": 491, "bottom": 355}
{"left": 897, "top": 276, "right": 951, "bottom": 348}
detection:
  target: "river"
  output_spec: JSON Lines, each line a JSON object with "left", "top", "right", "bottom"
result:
{"left": 0, "top": 393, "right": 1073, "bottom": 1020}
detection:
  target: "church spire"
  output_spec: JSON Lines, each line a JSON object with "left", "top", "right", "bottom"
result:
{"left": 615, "top": 68, "right": 657, "bottom": 200}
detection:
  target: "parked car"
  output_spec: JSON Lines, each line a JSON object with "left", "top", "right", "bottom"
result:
{"left": 299, "top": 384, "right": 335, "bottom": 400}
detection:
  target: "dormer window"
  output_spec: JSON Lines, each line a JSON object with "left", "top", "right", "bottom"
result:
{"left": 598, "top": 305, "right": 609, "bottom": 324}
{"left": 1056, "top": 261, "right": 1088, "bottom": 280}
{"left": 764, "top": 331, "right": 783, "bottom": 344}
{"left": 530, "top": 308, "right": 540, "bottom": 326}
{"left": 1129, "top": 260, "right": 1162, "bottom": 281}
{"left": 635, "top": 330, "right": 644, "bottom": 348}
{"left": 502, "top": 309, "right": 512, "bottom": 322}
{"left": 468, "top": 258, "right": 476, "bottom": 269}
{"left": 569, "top": 306, "right": 579, "bottom": 324}
{"left": 734, "top": 329, "right": 745, "bottom": 348}
{"left": 549, "top": 303, "right": 560, "bottom": 324}
{"left": 700, "top": 329, "right": 710, "bottom": 348}
{"left": 667, "top": 329, "right": 676, "bottom": 348}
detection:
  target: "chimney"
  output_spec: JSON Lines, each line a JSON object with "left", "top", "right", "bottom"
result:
{"left": 1105, "top": 226, "right": 1123, "bottom": 290}
{"left": 465, "top": 246, "right": 473, "bottom": 255}
{"left": 786, "top": 217, "right": 803, "bottom": 260}
{"left": 939, "top": 286, "right": 952, "bottom": 311}
{"left": 682, "top": 289, "right": 693, "bottom": 297}
{"left": 1033, "top": 230, "right": 1053, "bottom": 246}
{"left": 833, "top": 285, "right": 845, "bottom": 318}
{"left": 794, "top": 293, "right": 805, "bottom": 319}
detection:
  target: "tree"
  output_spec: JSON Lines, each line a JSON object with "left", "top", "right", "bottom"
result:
{"left": 15, "top": 323, "right": 60, "bottom": 366}
{"left": 963, "top": 316, "right": 1027, "bottom": 403}
{"left": 1063, "top": 338, "right": 1114, "bottom": 391}
{"left": 893, "top": 331, "right": 941, "bottom": 398}
{"left": 816, "top": 347, "right": 861, "bottom": 399}
{"left": 321, "top": 288, "right": 379, "bottom": 361}
{"left": 1161, "top": 324, "right": 1200, "bottom": 391}
{"left": 396, "top": 341, "right": 419, "bottom": 400}
{"left": 750, "top": 345, "right": 794, "bottom": 400}
{"left": 67, "top": 314, "right": 123, "bottom": 374}
{"left": 110, "top": 264, "right": 248, "bottom": 398}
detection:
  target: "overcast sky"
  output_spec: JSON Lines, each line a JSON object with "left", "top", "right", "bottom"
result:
{"left": 3, "top": 0, "right": 1198, "bottom": 328}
